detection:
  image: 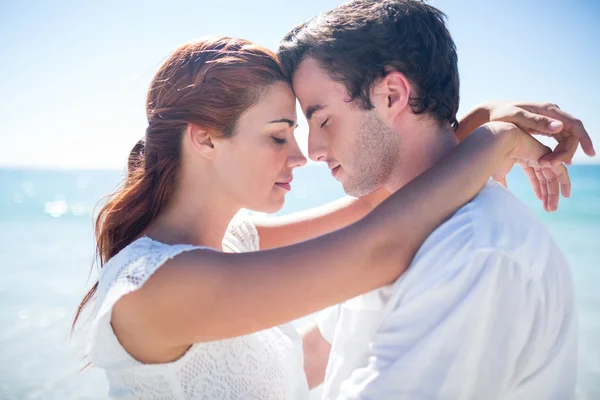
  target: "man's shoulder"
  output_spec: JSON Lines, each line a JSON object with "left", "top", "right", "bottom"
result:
{"left": 465, "top": 181, "right": 551, "bottom": 251}
{"left": 428, "top": 181, "right": 547, "bottom": 251}
{"left": 468, "top": 180, "right": 536, "bottom": 220}
{"left": 405, "top": 181, "right": 565, "bottom": 283}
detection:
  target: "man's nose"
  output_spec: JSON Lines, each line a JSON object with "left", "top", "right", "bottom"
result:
{"left": 308, "top": 128, "right": 328, "bottom": 162}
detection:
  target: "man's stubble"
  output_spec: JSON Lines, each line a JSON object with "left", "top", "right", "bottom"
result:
{"left": 343, "top": 111, "right": 401, "bottom": 197}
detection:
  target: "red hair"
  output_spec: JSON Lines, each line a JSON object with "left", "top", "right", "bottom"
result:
{"left": 72, "top": 37, "right": 286, "bottom": 331}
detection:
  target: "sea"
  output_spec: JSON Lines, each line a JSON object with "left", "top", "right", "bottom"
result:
{"left": 0, "top": 164, "right": 598, "bottom": 399}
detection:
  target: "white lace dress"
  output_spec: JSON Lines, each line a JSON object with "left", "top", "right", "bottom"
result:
{"left": 89, "top": 218, "right": 309, "bottom": 399}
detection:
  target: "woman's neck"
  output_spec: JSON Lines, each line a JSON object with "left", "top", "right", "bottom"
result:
{"left": 144, "top": 174, "right": 239, "bottom": 250}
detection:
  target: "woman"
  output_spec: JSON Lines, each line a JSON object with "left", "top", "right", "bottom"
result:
{"left": 73, "top": 37, "right": 572, "bottom": 399}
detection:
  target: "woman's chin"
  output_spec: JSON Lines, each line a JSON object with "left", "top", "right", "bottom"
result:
{"left": 249, "top": 195, "right": 286, "bottom": 215}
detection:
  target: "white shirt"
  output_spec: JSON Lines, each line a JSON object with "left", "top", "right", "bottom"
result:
{"left": 90, "top": 218, "right": 309, "bottom": 400}
{"left": 318, "top": 181, "right": 577, "bottom": 400}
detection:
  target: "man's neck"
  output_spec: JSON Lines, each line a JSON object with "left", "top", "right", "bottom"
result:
{"left": 385, "top": 120, "right": 458, "bottom": 193}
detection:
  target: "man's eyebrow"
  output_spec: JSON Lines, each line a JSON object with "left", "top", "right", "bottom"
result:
{"left": 305, "top": 104, "right": 327, "bottom": 120}
{"left": 268, "top": 118, "right": 297, "bottom": 127}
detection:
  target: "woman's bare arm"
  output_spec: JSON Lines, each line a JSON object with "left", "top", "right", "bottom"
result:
{"left": 455, "top": 102, "right": 594, "bottom": 164}
{"left": 254, "top": 188, "right": 389, "bottom": 250}
{"left": 112, "top": 122, "right": 564, "bottom": 360}
{"left": 254, "top": 101, "right": 592, "bottom": 250}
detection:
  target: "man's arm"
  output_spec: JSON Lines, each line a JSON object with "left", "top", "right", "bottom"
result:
{"left": 337, "top": 249, "right": 576, "bottom": 400}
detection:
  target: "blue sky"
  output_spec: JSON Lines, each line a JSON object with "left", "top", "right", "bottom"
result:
{"left": 1, "top": 0, "right": 598, "bottom": 169}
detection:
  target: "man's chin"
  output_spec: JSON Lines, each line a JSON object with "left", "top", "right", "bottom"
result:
{"left": 342, "top": 179, "right": 382, "bottom": 198}
{"left": 337, "top": 171, "right": 372, "bottom": 197}
{"left": 342, "top": 181, "right": 365, "bottom": 198}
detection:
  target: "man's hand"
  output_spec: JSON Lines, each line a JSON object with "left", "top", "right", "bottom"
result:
{"left": 485, "top": 121, "right": 570, "bottom": 212}
{"left": 483, "top": 101, "right": 595, "bottom": 165}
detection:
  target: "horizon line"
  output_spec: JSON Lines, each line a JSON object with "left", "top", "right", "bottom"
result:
{"left": 1, "top": 159, "right": 598, "bottom": 172}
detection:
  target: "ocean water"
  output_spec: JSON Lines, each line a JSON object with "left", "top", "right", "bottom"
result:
{"left": 0, "top": 164, "right": 598, "bottom": 399}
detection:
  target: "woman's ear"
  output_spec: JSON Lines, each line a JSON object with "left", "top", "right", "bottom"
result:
{"left": 186, "top": 123, "right": 215, "bottom": 159}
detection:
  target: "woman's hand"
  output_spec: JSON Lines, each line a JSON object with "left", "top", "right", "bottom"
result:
{"left": 483, "top": 101, "right": 595, "bottom": 165}
{"left": 484, "top": 121, "right": 570, "bottom": 212}
{"left": 459, "top": 101, "right": 593, "bottom": 208}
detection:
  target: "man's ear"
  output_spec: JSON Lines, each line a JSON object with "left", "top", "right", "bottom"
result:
{"left": 186, "top": 123, "right": 215, "bottom": 159}
{"left": 372, "top": 70, "right": 411, "bottom": 123}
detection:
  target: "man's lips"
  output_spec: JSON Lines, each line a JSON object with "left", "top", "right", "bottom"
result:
{"left": 331, "top": 165, "right": 341, "bottom": 177}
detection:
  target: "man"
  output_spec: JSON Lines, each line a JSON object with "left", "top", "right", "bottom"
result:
{"left": 277, "top": 1, "right": 593, "bottom": 398}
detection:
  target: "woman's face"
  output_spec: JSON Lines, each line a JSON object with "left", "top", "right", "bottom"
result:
{"left": 212, "top": 81, "right": 307, "bottom": 213}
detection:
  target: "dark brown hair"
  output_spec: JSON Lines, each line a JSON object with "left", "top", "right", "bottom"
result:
{"left": 72, "top": 36, "right": 287, "bottom": 331}
{"left": 278, "top": 0, "right": 460, "bottom": 130}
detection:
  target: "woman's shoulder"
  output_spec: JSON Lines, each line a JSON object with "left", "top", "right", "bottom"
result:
{"left": 97, "top": 238, "right": 202, "bottom": 302}
{"left": 91, "top": 238, "right": 205, "bottom": 365}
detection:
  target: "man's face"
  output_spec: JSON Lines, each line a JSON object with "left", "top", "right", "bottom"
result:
{"left": 292, "top": 57, "right": 400, "bottom": 197}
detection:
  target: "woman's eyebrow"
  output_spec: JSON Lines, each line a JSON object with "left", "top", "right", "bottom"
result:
{"left": 268, "top": 118, "right": 297, "bottom": 127}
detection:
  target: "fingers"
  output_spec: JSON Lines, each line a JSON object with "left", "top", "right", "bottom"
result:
{"left": 504, "top": 127, "right": 571, "bottom": 212}
{"left": 522, "top": 103, "right": 596, "bottom": 157}
{"left": 503, "top": 108, "right": 563, "bottom": 135}
{"left": 533, "top": 167, "right": 549, "bottom": 211}
{"left": 522, "top": 166, "right": 543, "bottom": 200}
{"left": 554, "top": 163, "right": 571, "bottom": 198}
{"left": 540, "top": 167, "right": 560, "bottom": 212}
{"left": 532, "top": 163, "right": 569, "bottom": 212}
{"left": 538, "top": 135, "right": 579, "bottom": 166}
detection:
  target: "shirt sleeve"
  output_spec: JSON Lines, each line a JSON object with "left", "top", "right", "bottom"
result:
{"left": 336, "top": 249, "right": 573, "bottom": 400}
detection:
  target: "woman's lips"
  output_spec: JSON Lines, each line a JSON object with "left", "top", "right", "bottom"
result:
{"left": 275, "top": 178, "right": 292, "bottom": 191}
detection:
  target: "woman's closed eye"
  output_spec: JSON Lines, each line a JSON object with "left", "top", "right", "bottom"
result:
{"left": 272, "top": 136, "right": 287, "bottom": 145}
{"left": 320, "top": 118, "right": 330, "bottom": 129}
